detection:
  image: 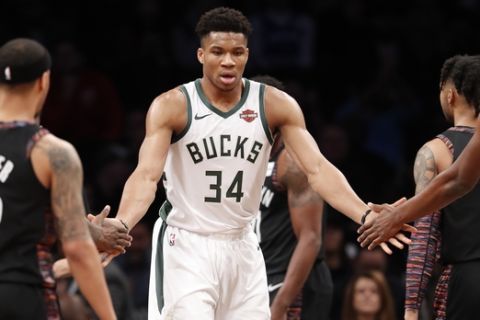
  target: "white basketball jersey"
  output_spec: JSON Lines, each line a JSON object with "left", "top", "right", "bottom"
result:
{"left": 163, "top": 79, "right": 274, "bottom": 234}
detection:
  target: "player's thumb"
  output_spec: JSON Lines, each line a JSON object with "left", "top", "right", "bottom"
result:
{"left": 95, "top": 205, "right": 111, "bottom": 224}
{"left": 367, "top": 202, "right": 385, "bottom": 213}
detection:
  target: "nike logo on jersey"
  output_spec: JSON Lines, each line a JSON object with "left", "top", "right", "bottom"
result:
{"left": 194, "top": 113, "right": 212, "bottom": 120}
{"left": 268, "top": 282, "right": 284, "bottom": 292}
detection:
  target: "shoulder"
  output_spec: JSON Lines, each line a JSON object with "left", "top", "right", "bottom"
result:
{"left": 263, "top": 85, "right": 304, "bottom": 130}
{"left": 34, "top": 134, "right": 81, "bottom": 167}
{"left": 146, "top": 86, "right": 188, "bottom": 132}
{"left": 30, "top": 133, "right": 82, "bottom": 188}
{"left": 415, "top": 138, "right": 452, "bottom": 174}
{"left": 426, "top": 137, "right": 453, "bottom": 172}
{"left": 149, "top": 87, "right": 186, "bottom": 117}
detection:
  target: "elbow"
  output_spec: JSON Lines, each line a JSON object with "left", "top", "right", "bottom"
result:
{"left": 300, "top": 231, "right": 322, "bottom": 253}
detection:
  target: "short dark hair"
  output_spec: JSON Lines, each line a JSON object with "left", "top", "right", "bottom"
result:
{"left": 195, "top": 7, "right": 252, "bottom": 41}
{"left": 440, "top": 54, "right": 480, "bottom": 116}
{"left": 0, "top": 38, "right": 51, "bottom": 84}
{"left": 251, "top": 75, "right": 285, "bottom": 91}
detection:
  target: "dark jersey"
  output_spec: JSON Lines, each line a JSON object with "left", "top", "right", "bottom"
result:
{"left": 0, "top": 121, "right": 56, "bottom": 288}
{"left": 439, "top": 126, "right": 480, "bottom": 263}
{"left": 254, "top": 147, "right": 326, "bottom": 280}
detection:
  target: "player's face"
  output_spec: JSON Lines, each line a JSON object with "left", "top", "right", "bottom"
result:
{"left": 197, "top": 32, "right": 249, "bottom": 91}
{"left": 353, "top": 277, "right": 381, "bottom": 316}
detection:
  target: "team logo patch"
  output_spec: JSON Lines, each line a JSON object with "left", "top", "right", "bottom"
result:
{"left": 169, "top": 232, "right": 176, "bottom": 246}
{"left": 239, "top": 109, "right": 258, "bottom": 122}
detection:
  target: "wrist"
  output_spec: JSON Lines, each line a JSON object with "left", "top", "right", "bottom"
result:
{"left": 361, "top": 208, "right": 372, "bottom": 225}
{"left": 119, "top": 219, "right": 129, "bottom": 232}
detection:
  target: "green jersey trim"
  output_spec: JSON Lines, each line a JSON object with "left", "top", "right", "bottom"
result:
{"left": 194, "top": 78, "right": 251, "bottom": 118}
{"left": 259, "top": 83, "right": 274, "bottom": 144}
{"left": 172, "top": 85, "right": 192, "bottom": 143}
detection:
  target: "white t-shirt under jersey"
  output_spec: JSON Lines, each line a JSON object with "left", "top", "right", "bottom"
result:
{"left": 163, "top": 78, "right": 274, "bottom": 234}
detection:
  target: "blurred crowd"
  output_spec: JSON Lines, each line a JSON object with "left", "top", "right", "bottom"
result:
{"left": 2, "top": 0, "right": 479, "bottom": 318}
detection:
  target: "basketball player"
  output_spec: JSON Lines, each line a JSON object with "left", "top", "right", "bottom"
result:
{"left": 113, "top": 7, "right": 413, "bottom": 319}
{"left": 404, "top": 55, "right": 480, "bottom": 320}
{"left": 251, "top": 75, "right": 332, "bottom": 320}
{"left": 357, "top": 59, "right": 480, "bottom": 250}
{"left": 0, "top": 38, "right": 116, "bottom": 319}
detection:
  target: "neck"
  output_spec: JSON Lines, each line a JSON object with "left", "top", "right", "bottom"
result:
{"left": 200, "top": 77, "right": 243, "bottom": 112}
{"left": 453, "top": 107, "right": 477, "bottom": 128}
{"left": 0, "top": 90, "right": 38, "bottom": 122}
{"left": 357, "top": 314, "right": 376, "bottom": 320}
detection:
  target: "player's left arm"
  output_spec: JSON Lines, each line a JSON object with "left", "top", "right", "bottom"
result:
{"left": 270, "top": 149, "right": 323, "bottom": 318}
{"left": 265, "top": 87, "right": 366, "bottom": 223}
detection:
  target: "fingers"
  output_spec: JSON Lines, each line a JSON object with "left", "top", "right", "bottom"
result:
{"left": 402, "top": 223, "right": 417, "bottom": 233}
{"left": 116, "top": 239, "right": 132, "bottom": 249}
{"left": 391, "top": 196, "right": 407, "bottom": 207}
{"left": 357, "top": 221, "right": 369, "bottom": 235}
{"left": 367, "top": 202, "right": 387, "bottom": 212}
{"left": 359, "top": 230, "right": 377, "bottom": 249}
{"left": 367, "top": 238, "right": 382, "bottom": 250}
{"left": 87, "top": 214, "right": 95, "bottom": 222}
{"left": 100, "top": 253, "right": 115, "bottom": 267}
{"left": 114, "top": 245, "right": 127, "bottom": 254}
{"left": 97, "top": 205, "right": 111, "bottom": 222}
{"left": 395, "top": 232, "right": 412, "bottom": 245}
{"left": 388, "top": 237, "right": 404, "bottom": 249}
{"left": 379, "top": 242, "right": 392, "bottom": 255}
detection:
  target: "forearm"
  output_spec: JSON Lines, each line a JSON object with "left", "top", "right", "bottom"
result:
{"left": 273, "top": 233, "right": 321, "bottom": 308}
{"left": 116, "top": 170, "right": 158, "bottom": 229}
{"left": 308, "top": 163, "right": 367, "bottom": 224}
{"left": 63, "top": 239, "right": 116, "bottom": 320}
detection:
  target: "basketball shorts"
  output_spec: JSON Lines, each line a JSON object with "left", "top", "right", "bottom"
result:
{"left": 0, "top": 282, "right": 59, "bottom": 320}
{"left": 443, "top": 259, "right": 480, "bottom": 320}
{"left": 148, "top": 218, "right": 270, "bottom": 320}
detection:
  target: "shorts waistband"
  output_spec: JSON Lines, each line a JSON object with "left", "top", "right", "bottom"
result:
{"left": 167, "top": 225, "right": 253, "bottom": 241}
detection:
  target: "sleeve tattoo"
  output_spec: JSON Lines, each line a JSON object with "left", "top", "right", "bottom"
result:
{"left": 47, "top": 143, "right": 90, "bottom": 242}
{"left": 413, "top": 144, "right": 438, "bottom": 193}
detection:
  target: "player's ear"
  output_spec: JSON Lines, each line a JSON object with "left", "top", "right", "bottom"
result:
{"left": 197, "top": 48, "right": 204, "bottom": 64}
{"left": 35, "top": 70, "right": 50, "bottom": 94}
{"left": 447, "top": 88, "right": 454, "bottom": 106}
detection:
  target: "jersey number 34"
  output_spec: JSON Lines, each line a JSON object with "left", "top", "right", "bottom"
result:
{"left": 205, "top": 170, "right": 244, "bottom": 203}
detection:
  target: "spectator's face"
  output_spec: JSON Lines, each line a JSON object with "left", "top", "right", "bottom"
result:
{"left": 353, "top": 277, "right": 381, "bottom": 316}
{"left": 197, "top": 32, "right": 249, "bottom": 91}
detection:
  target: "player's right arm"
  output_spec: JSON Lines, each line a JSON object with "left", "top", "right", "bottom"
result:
{"left": 358, "top": 117, "right": 480, "bottom": 249}
{"left": 115, "top": 89, "right": 187, "bottom": 230}
{"left": 32, "top": 134, "right": 116, "bottom": 320}
{"left": 405, "top": 141, "right": 447, "bottom": 320}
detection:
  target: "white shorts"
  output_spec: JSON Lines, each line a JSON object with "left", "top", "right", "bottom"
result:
{"left": 148, "top": 219, "right": 270, "bottom": 320}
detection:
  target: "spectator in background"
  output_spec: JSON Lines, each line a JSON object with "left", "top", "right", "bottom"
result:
{"left": 341, "top": 270, "right": 397, "bottom": 320}
{"left": 354, "top": 248, "right": 404, "bottom": 319}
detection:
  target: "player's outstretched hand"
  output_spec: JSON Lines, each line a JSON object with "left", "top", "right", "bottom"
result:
{"left": 357, "top": 201, "right": 417, "bottom": 252}
{"left": 87, "top": 205, "right": 132, "bottom": 255}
